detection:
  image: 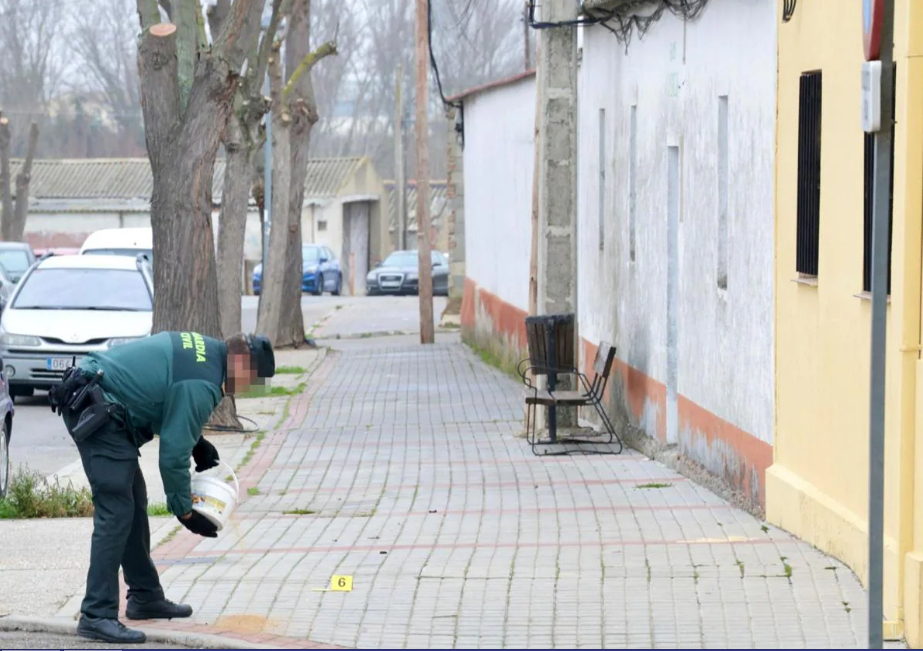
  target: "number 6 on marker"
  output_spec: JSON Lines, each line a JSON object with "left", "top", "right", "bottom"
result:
{"left": 330, "top": 575, "right": 353, "bottom": 591}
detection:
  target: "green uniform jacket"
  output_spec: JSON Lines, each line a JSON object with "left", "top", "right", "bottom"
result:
{"left": 78, "top": 331, "right": 227, "bottom": 516}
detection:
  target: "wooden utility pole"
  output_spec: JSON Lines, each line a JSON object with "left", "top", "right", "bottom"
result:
{"left": 415, "top": 0, "right": 435, "bottom": 344}
{"left": 524, "top": 1, "right": 532, "bottom": 71}
{"left": 394, "top": 63, "right": 407, "bottom": 250}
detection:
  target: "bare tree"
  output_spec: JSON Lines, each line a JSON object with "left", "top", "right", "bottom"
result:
{"left": 0, "top": 112, "right": 37, "bottom": 242}
{"left": 0, "top": 0, "right": 63, "bottom": 154}
{"left": 256, "top": 0, "right": 336, "bottom": 346}
{"left": 213, "top": 0, "right": 335, "bottom": 344}
{"left": 136, "top": 0, "right": 263, "bottom": 333}
{"left": 70, "top": 0, "right": 145, "bottom": 153}
{"left": 277, "top": 0, "right": 335, "bottom": 346}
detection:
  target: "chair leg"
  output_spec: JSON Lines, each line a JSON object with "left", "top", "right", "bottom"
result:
{"left": 592, "top": 398, "right": 622, "bottom": 454}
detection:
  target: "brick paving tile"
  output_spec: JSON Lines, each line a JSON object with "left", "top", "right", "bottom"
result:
{"left": 132, "top": 343, "right": 901, "bottom": 648}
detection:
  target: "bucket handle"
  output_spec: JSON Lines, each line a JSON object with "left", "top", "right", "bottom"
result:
{"left": 216, "top": 461, "right": 240, "bottom": 500}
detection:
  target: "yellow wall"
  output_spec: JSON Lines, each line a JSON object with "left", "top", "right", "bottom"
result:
{"left": 769, "top": 0, "right": 923, "bottom": 642}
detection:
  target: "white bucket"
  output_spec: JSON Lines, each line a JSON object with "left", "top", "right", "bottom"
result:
{"left": 190, "top": 461, "right": 240, "bottom": 532}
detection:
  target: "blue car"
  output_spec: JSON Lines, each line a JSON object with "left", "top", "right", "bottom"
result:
{"left": 253, "top": 244, "right": 342, "bottom": 296}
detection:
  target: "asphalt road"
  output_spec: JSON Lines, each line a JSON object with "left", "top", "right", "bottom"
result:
{"left": 9, "top": 294, "right": 448, "bottom": 480}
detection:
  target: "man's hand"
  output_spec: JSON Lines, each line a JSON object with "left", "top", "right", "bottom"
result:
{"left": 177, "top": 511, "right": 217, "bottom": 538}
{"left": 192, "top": 436, "right": 219, "bottom": 473}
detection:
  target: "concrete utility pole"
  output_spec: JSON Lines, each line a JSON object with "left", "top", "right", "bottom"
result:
{"left": 415, "top": 0, "right": 435, "bottom": 344}
{"left": 394, "top": 63, "right": 407, "bottom": 251}
{"left": 866, "top": 0, "right": 894, "bottom": 646}
{"left": 536, "top": 0, "right": 579, "bottom": 425}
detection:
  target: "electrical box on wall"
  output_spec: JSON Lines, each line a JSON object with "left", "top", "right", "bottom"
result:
{"left": 862, "top": 60, "right": 882, "bottom": 133}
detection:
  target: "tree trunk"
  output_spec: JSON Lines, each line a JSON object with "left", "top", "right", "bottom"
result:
{"left": 217, "top": 113, "right": 249, "bottom": 338}
{"left": 256, "top": 48, "right": 293, "bottom": 346}
{"left": 0, "top": 116, "right": 12, "bottom": 241}
{"left": 278, "top": 0, "right": 315, "bottom": 348}
{"left": 12, "top": 122, "right": 39, "bottom": 242}
{"left": 136, "top": 2, "right": 264, "bottom": 431}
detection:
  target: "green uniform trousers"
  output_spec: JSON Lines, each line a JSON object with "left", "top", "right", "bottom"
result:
{"left": 64, "top": 411, "right": 164, "bottom": 619}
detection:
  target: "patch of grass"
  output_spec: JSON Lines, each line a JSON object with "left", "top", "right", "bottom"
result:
{"left": 843, "top": 601, "right": 852, "bottom": 614}
{"left": 335, "top": 304, "right": 344, "bottom": 310}
{"left": 636, "top": 482, "right": 672, "bottom": 490}
{"left": 825, "top": 566, "right": 837, "bottom": 571}
{"left": 147, "top": 502, "right": 171, "bottom": 517}
{"left": 360, "top": 332, "right": 375, "bottom": 339}
{"left": 238, "top": 383, "right": 305, "bottom": 399}
{"left": 247, "top": 487, "right": 261, "bottom": 496}
{"left": 782, "top": 560, "right": 793, "bottom": 579}
{"left": 0, "top": 467, "right": 94, "bottom": 519}
{"left": 761, "top": 524, "right": 770, "bottom": 533}
{"left": 276, "top": 365, "right": 307, "bottom": 375}
{"left": 283, "top": 508, "right": 317, "bottom": 515}
{"left": 441, "top": 321, "right": 461, "bottom": 329}
{"left": 736, "top": 559, "right": 745, "bottom": 578}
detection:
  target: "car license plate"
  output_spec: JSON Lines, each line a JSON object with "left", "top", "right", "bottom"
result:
{"left": 46, "top": 358, "right": 71, "bottom": 371}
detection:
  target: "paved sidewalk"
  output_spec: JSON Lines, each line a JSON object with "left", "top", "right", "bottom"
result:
{"left": 108, "top": 342, "right": 885, "bottom": 649}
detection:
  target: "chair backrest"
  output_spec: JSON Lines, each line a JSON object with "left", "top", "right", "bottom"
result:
{"left": 593, "top": 342, "right": 617, "bottom": 380}
{"left": 525, "top": 314, "right": 575, "bottom": 374}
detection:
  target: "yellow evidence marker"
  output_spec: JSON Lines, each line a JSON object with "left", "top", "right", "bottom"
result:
{"left": 330, "top": 575, "right": 353, "bottom": 591}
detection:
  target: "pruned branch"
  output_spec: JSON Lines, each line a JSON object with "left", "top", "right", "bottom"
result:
{"left": 282, "top": 40, "right": 338, "bottom": 101}
{"left": 206, "top": 0, "right": 231, "bottom": 41}
{"left": 252, "top": 0, "right": 290, "bottom": 84}
{"left": 137, "top": 23, "right": 182, "bottom": 166}
{"left": 268, "top": 43, "right": 291, "bottom": 126}
{"left": 213, "top": 0, "right": 269, "bottom": 73}
{"left": 13, "top": 122, "right": 39, "bottom": 241}
{"left": 137, "top": 0, "right": 161, "bottom": 30}
{"left": 174, "top": 0, "right": 206, "bottom": 106}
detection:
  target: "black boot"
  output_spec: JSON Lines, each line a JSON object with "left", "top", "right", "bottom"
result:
{"left": 77, "top": 615, "right": 146, "bottom": 644}
{"left": 125, "top": 597, "right": 193, "bottom": 620}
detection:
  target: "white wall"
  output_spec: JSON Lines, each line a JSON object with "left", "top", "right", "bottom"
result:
{"left": 463, "top": 76, "right": 535, "bottom": 312}
{"left": 577, "top": 0, "right": 776, "bottom": 444}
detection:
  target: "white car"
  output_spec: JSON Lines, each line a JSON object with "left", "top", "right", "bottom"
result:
{"left": 0, "top": 254, "right": 153, "bottom": 399}
{"left": 80, "top": 227, "right": 153, "bottom": 260}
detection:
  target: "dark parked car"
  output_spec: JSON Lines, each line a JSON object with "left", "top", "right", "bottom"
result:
{"left": 0, "top": 362, "right": 15, "bottom": 498}
{"left": 366, "top": 250, "right": 449, "bottom": 296}
{"left": 253, "top": 244, "right": 342, "bottom": 296}
{"left": 0, "top": 242, "right": 36, "bottom": 284}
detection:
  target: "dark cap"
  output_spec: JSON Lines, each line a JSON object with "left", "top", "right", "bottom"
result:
{"left": 246, "top": 334, "right": 275, "bottom": 378}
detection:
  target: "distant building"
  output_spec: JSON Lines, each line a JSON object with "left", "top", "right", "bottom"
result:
{"left": 9, "top": 156, "right": 388, "bottom": 295}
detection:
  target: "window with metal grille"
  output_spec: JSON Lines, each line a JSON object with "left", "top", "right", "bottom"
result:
{"left": 796, "top": 71, "right": 822, "bottom": 276}
{"left": 862, "top": 65, "right": 895, "bottom": 294}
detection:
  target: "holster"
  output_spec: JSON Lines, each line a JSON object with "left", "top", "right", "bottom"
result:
{"left": 71, "top": 384, "right": 116, "bottom": 443}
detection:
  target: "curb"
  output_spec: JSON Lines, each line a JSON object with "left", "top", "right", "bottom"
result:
{"left": 0, "top": 615, "right": 276, "bottom": 650}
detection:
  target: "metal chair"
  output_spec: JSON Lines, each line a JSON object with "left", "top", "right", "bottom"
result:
{"left": 519, "top": 341, "right": 623, "bottom": 456}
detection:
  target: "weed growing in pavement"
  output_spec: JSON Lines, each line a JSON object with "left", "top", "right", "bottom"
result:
{"left": 283, "top": 508, "right": 317, "bottom": 515}
{"left": 276, "top": 365, "right": 307, "bottom": 375}
{"left": 636, "top": 482, "right": 672, "bottom": 490}
{"left": 157, "top": 524, "right": 182, "bottom": 548}
{"left": 761, "top": 524, "right": 770, "bottom": 533}
{"left": 247, "top": 487, "right": 261, "bottom": 496}
{"left": 237, "top": 431, "right": 267, "bottom": 471}
{"left": 782, "top": 558, "right": 793, "bottom": 579}
{"left": 147, "top": 502, "right": 171, "bottom": 517}
{"left": 0, "top": 467, "right": 94, "bottom": 519}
